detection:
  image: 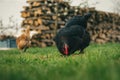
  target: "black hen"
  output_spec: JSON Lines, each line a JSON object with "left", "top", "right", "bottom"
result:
{"left": 54, "top": 13, "right": 92, "bottom": 55}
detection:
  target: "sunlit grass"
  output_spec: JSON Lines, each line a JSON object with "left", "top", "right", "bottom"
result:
{"left": 0, "top": 43, "right": 120, "bottom": 80}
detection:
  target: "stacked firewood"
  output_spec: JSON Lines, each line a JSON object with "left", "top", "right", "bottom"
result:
{"left": 21, "top": 0, "right": 120, "bottom": 47}
{"left": 21, "top": 0, "right": 70, "bottom": 47}
{"left": 88, "top": 23, "right": 120, "bottom": 44}
{"left": 86, "top": 10, "right": 120, "bottom": 43}
{"left": 0, "top": 35, "right": 11, "bottom": 40}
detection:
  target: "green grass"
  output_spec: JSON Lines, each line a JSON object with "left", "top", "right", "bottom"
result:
{"left": 0, "top": 43, "right": 120, "bottom": 80}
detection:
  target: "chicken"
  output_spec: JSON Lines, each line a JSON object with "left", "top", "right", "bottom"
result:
{"left": 16, "top": 26, "right": 32, "bottom": 52}
{"left": 16, "top": 26, "right": 30, "bottom": 52}
{"left": 54, "top": 13, "right": 92, "bottom": 55}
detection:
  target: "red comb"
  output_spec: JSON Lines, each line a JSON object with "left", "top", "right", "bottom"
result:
{"left": 64, "top": 44, "right": 69, "bottom": 55}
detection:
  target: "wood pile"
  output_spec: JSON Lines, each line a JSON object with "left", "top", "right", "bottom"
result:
{"left": 21, "top": 0, "right": 70, "bottom": 47}
{"left": 0, "top": 35, "right": 15, "bottom": 41}
{"left": 88, "top": 23, "right": 120, "bottom": 44}
{"left": 21, "top": 0, "right": 120, "bottom": 47}
{"left": 86, "top": 10, "right": 120, "bottom": 43}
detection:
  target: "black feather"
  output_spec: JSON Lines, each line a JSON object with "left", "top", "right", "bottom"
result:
{"left": 54, "top": 13, "right": 92, "bottom": 55}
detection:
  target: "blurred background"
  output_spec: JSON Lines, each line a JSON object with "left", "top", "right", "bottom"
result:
{"left": 0, "top": 0, "right": 120, "bottom": 48}
{"left": 0, "top": 0, "right": 117, "bottom": 26}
